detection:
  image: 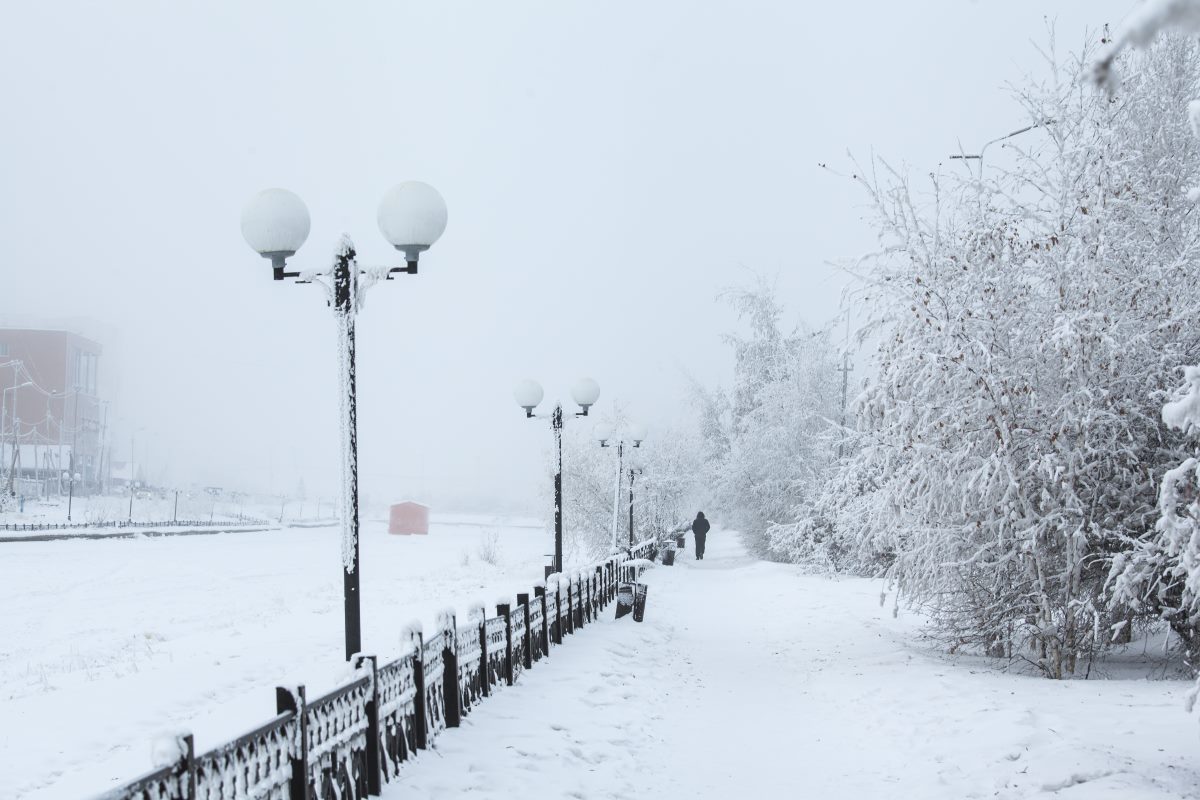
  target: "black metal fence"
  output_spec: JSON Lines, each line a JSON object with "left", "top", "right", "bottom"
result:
{"left": 93, "top": 538, "right": 660, "bottom": 800}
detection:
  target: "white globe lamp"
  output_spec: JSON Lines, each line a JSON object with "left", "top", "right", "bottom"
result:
{"left": 571, "top": 377, "right": 601, "bottom": 414}
{"left": 513, "top": 379, "right": 545, "bottom": 416}
{"left": 378, "top": 181, "right": 448, "bottom": 263}
{"left": 240, "top": 188, "right": 311, "bottom": 268}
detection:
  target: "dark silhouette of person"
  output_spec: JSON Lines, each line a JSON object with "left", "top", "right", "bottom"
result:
{"left": 691, "top": 512, "right": 711, "bottom": 560}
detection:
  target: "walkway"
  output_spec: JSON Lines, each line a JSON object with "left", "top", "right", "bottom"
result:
{"left": 387, "top": 533, "right": 1200, "bottom": 799}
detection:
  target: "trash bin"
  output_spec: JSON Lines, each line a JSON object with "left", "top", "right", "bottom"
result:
{"left": 662, "top": 541, "right": 676, "bottom": 566}
{"left": 675, "top": 534, "right": 685, "bottom": 549}
{"left": 615, "top": 583, "right": 635, "bottom": 619}
{"left": 632, "top": 582, "right": 649, "bottom": 622}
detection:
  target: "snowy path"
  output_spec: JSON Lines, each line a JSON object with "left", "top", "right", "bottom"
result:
{"left": 390, "top": 533, "right": 1200, "bottom": 799}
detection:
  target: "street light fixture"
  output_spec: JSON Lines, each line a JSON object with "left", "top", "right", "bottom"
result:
{"left": 596, "top": 423, "right": 648, "bottom": 547}
{"left": 514, "top": 377, "right": 600, "bottom": 576}
{"left": 241, "top": 181, "right": 448, "bottom": 662}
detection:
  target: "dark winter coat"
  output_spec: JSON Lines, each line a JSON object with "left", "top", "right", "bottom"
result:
{"left": 691, "top": 515, "right": 710, "bottom": 536}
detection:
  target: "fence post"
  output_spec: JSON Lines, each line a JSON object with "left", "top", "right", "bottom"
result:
{"left": 588, "top": 571, "right": 596, "bottom": 619}
{"left": 547, "top": 581, "right": 559, "bottom": 646}
{"left": 497, "top": 602, "right": 515, "bottom": 686}
{"left": 440, "top": 612, "right": 462, "bottom": 728}
{"left": 478, "top": 610, "right": 491, "bottom": 697}
{"left": 181, "top": 733, "right": 196, "bottom": 800}
{"left": 565, "top": 577, "right": 575, "bottom": 635}
{"left": 276, "top": 686, "right": 308, "bottom": 800}
{"left": 517, "top": 593, "right": 533, "bottom": 669}
{"left": 576, "top": 574, "right": 584, "bottom": 629}
{"left": 409, "top": 628, "right": 429, "bottom": 751}
{"left": 534, "top": 585, "right": 549, "bottom": 656}
{"left": 353, "top": 656, "right": 382, "bottom": 795}
{"left": 574, "top": 573, "right": 585, "bottom": 629}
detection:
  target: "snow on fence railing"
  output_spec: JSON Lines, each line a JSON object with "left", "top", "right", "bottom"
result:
{"left": 0, "top": 515, "right": 269, "bottom": 533}
{"left": 92, "top": 541, "right": 661, "bottom": 800}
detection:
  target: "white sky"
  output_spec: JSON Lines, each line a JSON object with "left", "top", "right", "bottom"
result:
{"left": 0, "top": 1, "right": 1137, "bottom": 507}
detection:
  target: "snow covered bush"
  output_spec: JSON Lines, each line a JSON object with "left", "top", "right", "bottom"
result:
{"left": 477, "top": 528, "right": 503, "bottom": 566}
{"left": 829, "top": 34, "right": 1200, "bottom": 676}
{"left": 1110, "top": 368, "right": 1200, "bottom": 668}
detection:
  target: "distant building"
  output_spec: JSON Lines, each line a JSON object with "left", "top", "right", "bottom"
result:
{"left": 389, "top": 501, "right": 430, "bottom": 535}
{"left": 0, "top": 329, "right": 106, "bottom": 492}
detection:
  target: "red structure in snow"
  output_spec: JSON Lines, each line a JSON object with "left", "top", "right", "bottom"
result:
{"left": 388, "top": 501, "right": 429, "bottom": 535}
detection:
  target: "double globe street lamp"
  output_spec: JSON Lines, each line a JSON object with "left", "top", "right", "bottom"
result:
{"left": 241, "top": 181, "right": 448, "bottom": 661}
{"left": 513, "top": 378, "right": 601, "bottom": 577}
{"left": 594, "top": 422, "right": 648, "bottom": 547}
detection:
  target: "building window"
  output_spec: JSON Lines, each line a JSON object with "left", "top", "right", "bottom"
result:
{"left": 0, "top": 343, "right": 8, "bottom": 357}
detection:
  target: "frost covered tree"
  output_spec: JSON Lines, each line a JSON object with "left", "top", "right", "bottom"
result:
{"left": 704, "top": 278, "right": 842, "bottom": 556}
{"left": 1111, "top": 369, "right": 1200, "bottom": 669}
{"left": 1103, "top": 33, "right": 1200, "bottom": 673}
{"left": 828, "top": 35, "right": 1200, "bottom": 676}
{"left": 548, "top": 409, "right": 705, "bottom": 564}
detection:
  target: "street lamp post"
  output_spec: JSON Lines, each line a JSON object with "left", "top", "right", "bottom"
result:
{"left": 129, "top": 480, "right": 140, "bottom": 521}
{"left": 65, "top": 471, "right": 82, "bottom": 521}
{"left": 514, "top": 378, "right": 601, "bottom": 577}
{"left": 595, "top": 422, "right": 647, "bottom": 547}
{"left": 627, "top": 466, "right": 644, "bottom": 546}
{"left": 241, "top": 181, "right": 448, "bottom": 662}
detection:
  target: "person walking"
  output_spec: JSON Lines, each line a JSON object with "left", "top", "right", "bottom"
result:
{"left": 691, "top": 512, "right": 711, "bottom": 560}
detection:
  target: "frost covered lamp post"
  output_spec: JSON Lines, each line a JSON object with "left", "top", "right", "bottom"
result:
{"left": 241, "top": 181, "right": 448, "bottom": 662}
{"left": 514, "top": 378, "right": 601, "bottom": 577}
{"left": 128, "top": 480, "right": 140, "bottom": 521}
{"left": 64, "top": 471, "right": 81, "bottom": 521}
{"left": 594, "top": 422, "right": 647, "bottom": 547}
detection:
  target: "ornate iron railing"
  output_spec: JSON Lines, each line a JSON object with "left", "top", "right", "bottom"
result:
{"left": 91, "top": 541, "right": 656, "bottom": 800}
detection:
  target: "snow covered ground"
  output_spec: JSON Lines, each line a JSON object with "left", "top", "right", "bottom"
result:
{"left": 5, "top": 522, "right": 1199, "bottom": 799}
{"left": 392, "top": 532, "right": 1200, "bottom": 799}
{"left": 0, "top": 514, "right": 546, "bottom": 799}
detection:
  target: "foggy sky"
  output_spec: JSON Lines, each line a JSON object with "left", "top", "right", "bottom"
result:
{"left": 0, "top": 1, "right": 1136, "bottom": 508}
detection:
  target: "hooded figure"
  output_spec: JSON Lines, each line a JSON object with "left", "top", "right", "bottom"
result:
{"left": 691, "top": 512, "right": 711, "bottom": 560}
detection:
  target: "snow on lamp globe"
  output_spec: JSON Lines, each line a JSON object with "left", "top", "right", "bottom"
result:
{"left": 377, "top": 181, "right": 449, "bottom": 266}
{"left": 571, "top": 377, "right": 600, "bottom": 414}
{"left": 240, "top": 188, "right": 311, "bottom": 271}
{"left": 513, "top": 379, "right": 545, "bottom": 416}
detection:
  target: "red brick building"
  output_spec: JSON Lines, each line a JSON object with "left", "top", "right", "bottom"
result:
{"left": 0, "top": 329, "right": 105, "bottom": 491}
